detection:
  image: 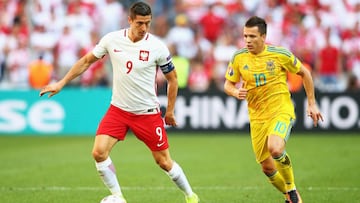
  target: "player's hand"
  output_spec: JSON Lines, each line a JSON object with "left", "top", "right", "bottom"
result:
{"left": 39, "top": 82, "right": 63, "bottom": 98}
{"left": 164, "top": 111, "right": 177, "bottom": 127}
{"left": 233, "top": 87, "right": 247, "bottom": 100}
{"left": 307, "top": 104, "right": 324, "bottom": 127}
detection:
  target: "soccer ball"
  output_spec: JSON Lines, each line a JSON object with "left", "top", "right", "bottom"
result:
{"left": 100, "top": 195, "right": 126, "bottom": 203}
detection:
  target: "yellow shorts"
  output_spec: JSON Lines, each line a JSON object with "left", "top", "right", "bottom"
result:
{"left": 250, "top": 114, "right": 295, "bottom": 163}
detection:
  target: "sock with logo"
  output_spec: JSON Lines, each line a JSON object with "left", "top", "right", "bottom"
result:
{"left": 166, "top": 161, "right": 194, "bottom": 196}
{"left": 95, "top": 157, "right": 123, "bottom": 196}
{"left": 274, "top": 151, "right": 296, "bottom": 191}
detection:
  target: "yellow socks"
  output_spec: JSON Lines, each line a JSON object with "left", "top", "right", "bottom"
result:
{"left": 274, "top": 152, "right": 295, "bottom": 191}
{"left": 267, "top": 170, "right": 287, "bottom": 194}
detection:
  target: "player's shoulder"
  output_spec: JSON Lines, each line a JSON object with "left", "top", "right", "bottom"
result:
{"left": 146, "top": 33, "right": 168, "bottom": 50}
{"left": 230, "top": 47, "right": 249, "bottom": 62}
{"left": 147, "top": 33, "right": 166, "bottom": 44}
{"left": 266, "top": 45, "right": 293, "bottom": 58}
{"left": 103, "top": 29, "right": 125, "bottom": 39}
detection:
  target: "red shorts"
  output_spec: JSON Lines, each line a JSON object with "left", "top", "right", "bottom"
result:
{"left": 96, "top": 105, "right": 169, "bottom": 151}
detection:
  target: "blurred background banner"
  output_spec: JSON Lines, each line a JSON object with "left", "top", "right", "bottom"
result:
{"left": 168, "top": 89, "right": 360, "bottom": 133}
{"left": 1, "top": 1, "right": 360, "bottom": 135}
{"left": 0, "top": 88, "right": 111, "bottom": 135}
{"left": 0, "top": 88, "right": 358, "bottom": 135}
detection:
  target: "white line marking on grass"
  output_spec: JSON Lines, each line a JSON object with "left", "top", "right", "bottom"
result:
{"left": 1, "top": 186, "right": 359, "bottom": 192}
{"left": 307, "top": 187, "right": 359, "bottom": 191}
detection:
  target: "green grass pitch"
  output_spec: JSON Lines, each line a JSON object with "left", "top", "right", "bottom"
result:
{"left": 0, "top": 133, "right": 359, "bottom": 203}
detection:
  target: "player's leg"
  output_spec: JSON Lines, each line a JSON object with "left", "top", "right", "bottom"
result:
{"left": 260, "top": 157, "right": 287, "bottom": 195}
{"left": 152, "top": 149, "right": 198, "bottom": 202}
{"left": 251, "top": 122, "right": 287, "bottom": 201}
{"left": 271, "top": 147, "right": 302, "bottom": 202}
{"left": 131, "top": 113, "right": 199, "bottom": 202}
{"left": 269, "top": 135, "right": 295, "bottom": 191}
{"left": 268, "top": 115, "right": 302, "bottom": 203}
{"left": 92, "top": 105, "right": 129, "bottom": 199}
{"left": 92, "top": 135, "right": 125, "bottom": 197}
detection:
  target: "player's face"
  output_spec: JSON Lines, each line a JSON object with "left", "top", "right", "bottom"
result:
{"left": 128, "top": 15, "right": 152, "bottom": 42}
{"left": 243, "top": 26, "right": 266, "bottom": 55}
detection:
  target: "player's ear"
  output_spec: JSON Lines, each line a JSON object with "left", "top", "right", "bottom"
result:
{"left": 261, "top": 34, "right": 266, "bottom": 42}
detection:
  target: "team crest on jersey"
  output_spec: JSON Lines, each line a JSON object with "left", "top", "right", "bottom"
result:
{"left": 139, "top": 50, "right": 149, "bottom": 61}
{"left": 243, "top": 65, "right": 249, "bottom": 70}
{"left": 227, "top": 66, "right": 234, "bottom": 76}
{"left": 266, "top": 60, "right": 275, "bottom": 74}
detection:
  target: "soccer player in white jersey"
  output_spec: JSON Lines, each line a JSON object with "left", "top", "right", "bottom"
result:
{"left": 39, "top": 2, "right": 199, "bottom": 203}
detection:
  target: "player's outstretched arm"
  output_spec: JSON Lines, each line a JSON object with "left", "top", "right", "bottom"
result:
{"left": 39, "top": 52, "right": 99, "bottom": 98}
{"left": 163, "top": 70, "right": 178, "bottom": 127}
{"left": 297, "top": 65, "right": 324, "bottom": 126}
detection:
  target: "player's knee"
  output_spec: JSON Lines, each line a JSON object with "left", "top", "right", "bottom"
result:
{"left": 156, "top": 158, "right": 172, "bottom": 171}
{"left": 269, "top": 147, "right": 284, "bottom": 158}
{"left": 260, "top": 158, "right": 276, "bottom": 175}
{"left": 268, "top": 135, "right": 285, "bottom": 157}
{"left": 92, "top": 149, "right": 108, "bottom": 162}
{"left": 261, "top": 164, "right": 276, "bottom": 175}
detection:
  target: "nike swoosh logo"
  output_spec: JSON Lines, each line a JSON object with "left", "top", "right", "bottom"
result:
{"left": 157, "top": 142, "right": 165, "bottom": 147}
{"left": 113, "top": 49, "right": 122, "bottom": 52}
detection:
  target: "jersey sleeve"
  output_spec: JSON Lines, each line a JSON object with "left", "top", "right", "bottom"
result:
{"left": 92, "top": 33, "right": 110, "bottom": 59}
{"left": 279, "top": 48, "right": 302, "bottom": 74}
{"left": 156, "top": 40, "right": 172, "bottom": 66}
{"left": 225, "top": 53, "right": 241, "bottom": 83}
{"left": 156, "top": 39, "right": 174, "bottom": 74}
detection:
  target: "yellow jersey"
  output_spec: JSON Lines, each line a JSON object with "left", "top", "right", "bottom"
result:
{"left": 225, "top": 45, "right": 302, "bottom": 123}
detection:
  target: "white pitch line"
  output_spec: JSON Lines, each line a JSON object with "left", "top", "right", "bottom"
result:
{"left": 0, "top": 186, "right": 359, "bottom": 192}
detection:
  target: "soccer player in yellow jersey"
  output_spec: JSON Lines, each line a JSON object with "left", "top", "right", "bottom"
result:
{"left": 224, "top": 16, "right": 323, "bottom": 203}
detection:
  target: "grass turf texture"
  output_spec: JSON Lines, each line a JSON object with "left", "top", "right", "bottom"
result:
{"left": 0, "top": 133, "right": 359, "bottom": 203}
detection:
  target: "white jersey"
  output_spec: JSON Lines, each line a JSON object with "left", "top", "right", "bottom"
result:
{"left": 92, "top": 29, "right": 172, "bottom": 113}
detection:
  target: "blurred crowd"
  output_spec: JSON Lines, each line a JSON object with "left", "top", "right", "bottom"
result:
{"left": 1, "top": 0, "right": 360, "bottom": 93}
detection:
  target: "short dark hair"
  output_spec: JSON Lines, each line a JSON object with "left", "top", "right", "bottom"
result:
{"left": 245, "top": 16, "right": 267, "bottom": 35}
{"left": 129, "top": 1, "right": 152, "bottom": 19}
